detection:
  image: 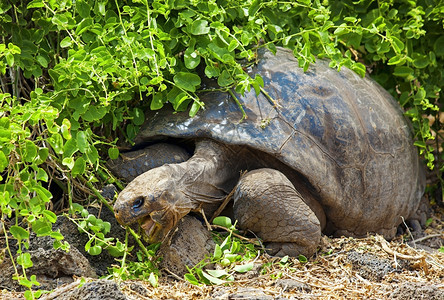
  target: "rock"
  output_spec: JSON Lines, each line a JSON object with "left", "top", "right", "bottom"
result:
{"left": 0, "top": 235, "right": 96, "bottom": 292}
{"left": 55, "top": 279, "right": 127, "bottom": 300}
{"left": 101, "top": 184, "right": 118, "bottom": 200}
{"left": 211, "top": 287, "right": 273, "bottom": 300}
{"left": 275, "top": 279, "right": 312, "bottom": 293}
{"left": 389, "top": 282, "right": 444, "bottom": 299}
{"left": 0, "top": 205, "right": 129, "bottom": 292}
{"left": 124, "top": 281, "right": 150, "bottom": 298}
{"left": 159, "top": 215, "right": 215, "bottom": 276}
{"left": 54, "top": 208, "right": 127, "bottom": 277}
{"left": 346, "top": 251, "right": 402, "bottom": 281}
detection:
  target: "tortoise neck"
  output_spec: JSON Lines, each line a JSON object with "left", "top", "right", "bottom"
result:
{"left": 178, "top": 139, "right": 242, "bottom": 212}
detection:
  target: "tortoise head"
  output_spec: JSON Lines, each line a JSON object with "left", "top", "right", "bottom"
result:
{"left": 113, "top": 165, "right": 192, "bottom": 244}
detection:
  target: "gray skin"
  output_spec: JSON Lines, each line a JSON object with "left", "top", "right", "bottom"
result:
{"left": 112, "top": 47, "right": 425, "bottom": 257}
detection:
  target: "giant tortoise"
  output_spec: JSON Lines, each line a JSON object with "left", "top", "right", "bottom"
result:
{"left": 112, "top": 47, "right": 425, "bottom": 257}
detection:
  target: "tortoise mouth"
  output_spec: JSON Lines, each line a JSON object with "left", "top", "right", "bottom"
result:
{"left": 139, "top": 215, "right": 161, "bottom": 243}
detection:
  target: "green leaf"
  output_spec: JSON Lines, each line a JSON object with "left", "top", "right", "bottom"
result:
{"left": 88, "top": 245, "right": 102, "bottom": 255}
{"left": 206, "top": 269, "right": 229, "bottom": 278}
{"left": 107, "top": 244, "right": 125, "bottom": 257}
{"left": 82, "top": 105, "right": 107, "bottom": 122}
{"left": 17, "top": 253, "right": 33, "bottom": 268}
{"left": 343, "top": 32, "right": 362, "bottom": 49}
{"left": 391, "top": 36, "right": 404, "bottom": 53}
{"left": 5, "top": 53, "right": 14, "bottom": 66}
{"left": 387, "top": 55, "right": 405, "bottom": 65}
{"left": 173, "top": 72, "right": 201, "bottom": 92}
{"left": 351, "top": 63, "right": 366, "bottom": 77}
{"left": 148, "top": 272, "right": 158, "bottom": 287}
{"left": 413, "top": 141, "right": 426, "bottom": 148}
{"left": 434, "top": 36, "right": 444, "bottom": 57}
{"left": 49, "top": 231, "right": 64, "bottom": 241}
{"left": 60, "top": 36, "right": 72, "bottom": 48}
{"left": 298, "top": 255, "right": 308, "bottom": 263}
{"left": 200, "top": 270, "right": 226, "bottom": 285}
{"left": 334, "top": 23, "right": 347, "bottom": 36}
{"left": 228, "top": 40, "right": 239, "bottom": 52}
{"left": 37, "top": 148, "right": 49, "bottom": 163}
{"left": 190, "top": 19, "right": 210, "bottom": 35}
{"left": 218, "top": 258, "right": 229, "bottom": 267}
{"left": 24, "top": 140, "right": 38, "bottom": 162}
{"left": 412, "top": 55, "right": 429, "bottom": 69}
{"left": 95, "top": 1, "right": 106, "bottom": 16}
{"left": 184, "top": 273, "right": 200, "bottom": 285}
{"left": 62, "top": 157, "right": 75, "bottom": 169}
{"left": 36, "top": 168, "right": 48, "bottom": 182}
{"left": 20, "top": 279, "right": 32, "bottom": 289}
{"left": 48, "top": 133, "right": 64, "bottom": 154}
{"left": 233, "top": 262, "right": 254, "bottom": 273}
{"left": 205, "top": 65, "right": 220, "bottom": 78}
{"left": 33, "top": 185, "right": 52, "bottom": 202}
{"left": 36, "top": 55, "right": 48, "bottom": 68}
{"left": 280, "top": 255, "right": 289, "bottom": 264}
{"left": 10, "top": 225, "right": 30, "bottom": 240}
{"left": 52, "top": 14, "right": 68, "bottom": 27}
{"left": 32, "top": 219, "right": 52, "bottom": 236}
{"left": 217, "top": 70, "right": 234, "bottom": 87}
{"left": 108, "top": 147, "right": 119, "bottom": 160}
{"left": 208, "top": 43, "right": 233, "bottom": 63}
{"left": 393, "top": 66, "right": 414, "bottom": 79}
{"left": 72, "top": 157, "right": 86, "bottom": 176}
{"left": 85, "top": 145, "right": 99, "bottom": 164}
{"left": 27, "top": 0, "right": 44, "bottom": 8}
{"left": 213, "top": 244, "right": 222, "bottom": 260}
{"left": 425, "top": 218, "right": 433, "bottom": 227}
{"left": 213, "top": 216, "right": 232, "bottom": 228}
{"left": 151, "top": 92, "right": 166, "bottom": 110}
{"left": 63, "top": 138, "right": 78, "bottom": 158}
{"left": 184, "top": 47, "right": 201, "bottom": 69}
{"left": 42, "top": 210, "right": 57, "bottom": 223}
{"left": 131, "top": 108, "right": 145, "bottom": 126}
{"left": 0, "top": 151, "right": 7, "bottom": 173}
{"left": 76, "top": 0, "right": 90, "bottom": 18}
{"left": 76, "top": 18, "right": 94, "bottom": 35}
{"left": 76, "top": 131, "right": 88, "bottom": 153}
{"left": 189, "top": 101, "right": 201, "bottom": 117}
{"left": 61, "top": 118, "right": 72, "bottom": 140}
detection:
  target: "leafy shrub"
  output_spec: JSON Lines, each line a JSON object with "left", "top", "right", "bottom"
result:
{"left": 1, "top": 0, "right": 443, "bottom": 295}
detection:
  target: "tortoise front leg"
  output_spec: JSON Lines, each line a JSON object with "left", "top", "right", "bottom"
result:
{"left": 233, "top": 168, "right": 321, "bottom": 257}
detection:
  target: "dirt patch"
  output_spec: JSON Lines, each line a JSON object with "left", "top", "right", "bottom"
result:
{"left": 1, "top": 206, "right": 442, "bottom": 299}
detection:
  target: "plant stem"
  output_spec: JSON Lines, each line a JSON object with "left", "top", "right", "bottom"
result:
{"left": 126, "top": 226, "right": 151, "bottom": 260}
{"left": 227, "top": 89, "right": 247, "bottom": 121}
{"left": 83, "top": 179, "right": 114, "bottom": 213}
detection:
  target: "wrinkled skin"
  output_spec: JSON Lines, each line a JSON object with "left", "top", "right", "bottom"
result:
{"left": 114, "top": 140, "right": 240, "bottom": 244}
{"left": 113, "top": 47, "right": 425, "bottom": 257}
{"left": 114, "top": 166, "right": 185, "bottom": 244}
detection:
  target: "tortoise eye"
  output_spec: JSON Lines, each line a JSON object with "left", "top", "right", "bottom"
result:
{"left": 132, "top": 197, "right": 145, "bottom": 210}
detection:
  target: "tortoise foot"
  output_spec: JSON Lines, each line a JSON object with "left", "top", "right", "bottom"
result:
{"left": 233, "top": 168, "right": 321, "bottom": 257}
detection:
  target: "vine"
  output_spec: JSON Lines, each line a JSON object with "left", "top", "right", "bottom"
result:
{"left": 0, "top": 0, "right": 443, "bottom": 297}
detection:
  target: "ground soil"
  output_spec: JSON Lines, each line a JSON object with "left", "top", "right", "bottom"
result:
{"left": 1, "top": 203, "right": 443, "bottom": 300}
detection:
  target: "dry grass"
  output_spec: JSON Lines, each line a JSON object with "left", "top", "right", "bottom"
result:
{"left": 120, "top": 221, "right": 443, "bottom": 299}
{"left": 1, "top": 211, "right": 443, "bottom": 300}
